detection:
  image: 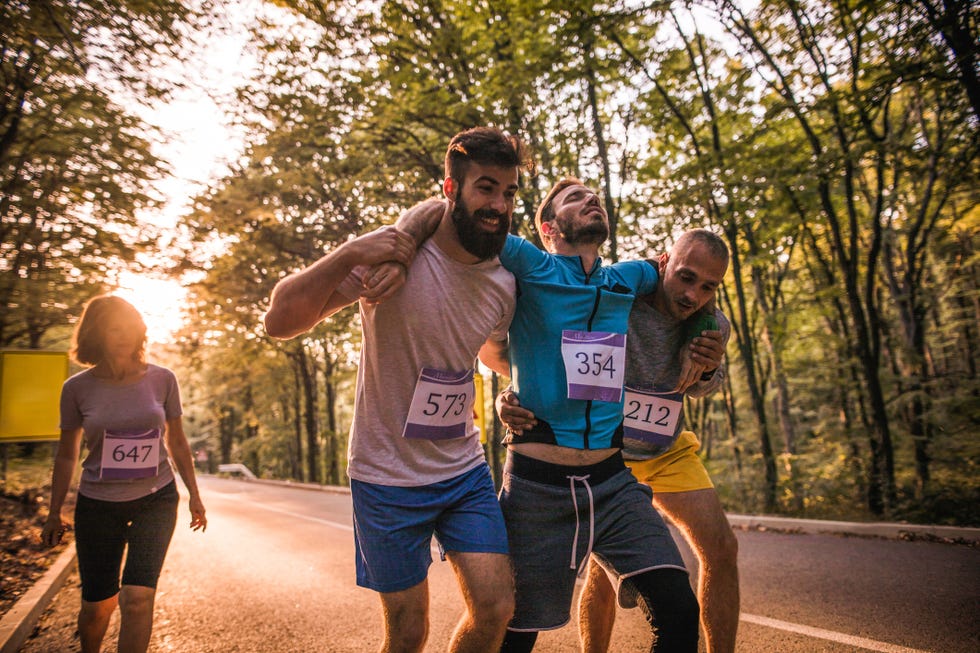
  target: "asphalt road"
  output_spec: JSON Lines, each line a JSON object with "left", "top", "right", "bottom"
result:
{"left": 19, "top": 476, "right": 980, "bottom": 652}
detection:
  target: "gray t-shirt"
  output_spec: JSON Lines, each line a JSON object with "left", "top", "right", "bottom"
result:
{"left": 622, "top": 299, "right": 731, "bottom": 460}
{"left": 338, "top": 239, "right": 516, "bottom": 486}
{"left": 59, "top": 364, "right": 180, "bottom": 501}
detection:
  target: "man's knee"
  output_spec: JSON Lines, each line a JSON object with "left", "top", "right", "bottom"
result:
{"left": 471, "top": 586, "right": 515, "bottom": 627}
{"left": 500, "top": 629, "right": 538, "bottom": 653}
{"left": 702, "top": 522, "right": 739, "bottom": 572}
{"left": 383, "top": 594, "right": 429, "bottom": 652}
{"left": 386, "top": 614, "right": 428, "bottom": 653}
{"left": 637, "top": 569, "right": 699, "bottom": 620}
{"left": 630, "top": 568, "right": 700, "bottom": 649}
{"left": 454, "top": 552, "right": 515, "bottom": 628}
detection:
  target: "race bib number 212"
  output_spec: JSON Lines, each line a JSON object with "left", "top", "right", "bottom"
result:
{"left": 622, "top": 387, "right": 683, "bottom": 448}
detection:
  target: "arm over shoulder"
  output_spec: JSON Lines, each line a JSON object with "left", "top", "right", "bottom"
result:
{"left": 611, "top": 258, "right": 659, "bottom": 295}
{"left": 264, "top": 226, "right": 415, "bottom": 339}
{"left": 498, "top": 234, "right": 548, "bottom": 278}
{"left": 394, "top": 198, "right": 448, "bottom": 246}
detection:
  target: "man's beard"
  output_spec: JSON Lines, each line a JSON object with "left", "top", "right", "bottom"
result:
{"left": 556, "top": 215, "right": 609, "bottom": 245}
{"left": 452, "top": 200, "right": 509, "bottom": 260}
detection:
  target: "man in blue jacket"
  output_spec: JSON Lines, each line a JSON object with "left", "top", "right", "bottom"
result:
{"left": 398, "top": 178, "right": 705, "bottom": 653}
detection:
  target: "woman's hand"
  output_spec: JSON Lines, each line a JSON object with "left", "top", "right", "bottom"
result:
{"left": 188, "top": 495, "right": 207, "bottom": 532}
{"left": 40, "top": 513, "right": 67, "bottom": 547}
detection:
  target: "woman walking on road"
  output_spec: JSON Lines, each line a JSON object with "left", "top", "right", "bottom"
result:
{"left": 41, "top": 294, "right": 206, "bottom": 653}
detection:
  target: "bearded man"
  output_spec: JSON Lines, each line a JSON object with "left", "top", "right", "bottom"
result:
{"left": 265, "top": 127, "right": 531, "bottom": 653}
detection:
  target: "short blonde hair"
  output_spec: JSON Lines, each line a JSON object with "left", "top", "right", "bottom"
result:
{"left": 70, "top": 295, "right": 147, "bottom": 367}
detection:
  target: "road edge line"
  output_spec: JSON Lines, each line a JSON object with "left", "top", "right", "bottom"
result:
{"left": 0, "top": 544, "right": 76, "bottom": 653}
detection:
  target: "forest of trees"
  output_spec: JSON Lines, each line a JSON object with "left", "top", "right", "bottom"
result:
{"left": 3, "top": 0, "right": 977, "bottom": 525}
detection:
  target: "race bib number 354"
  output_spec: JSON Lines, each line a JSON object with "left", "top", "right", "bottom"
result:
{"left": 560, "top": 330, "right": 626, "bottom": 402}
{"left": 100, "top": 428, "right": 161, "bottom": 480}
{"left": 403, "top": 368, "right": 475, "bottom": 440}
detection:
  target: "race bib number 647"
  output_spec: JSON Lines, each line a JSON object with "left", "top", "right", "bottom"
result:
{"left": 100, "top": 428, "right": 161, "bottom": 480}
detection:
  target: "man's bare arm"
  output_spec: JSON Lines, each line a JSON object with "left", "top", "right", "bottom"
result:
{"left": 264, "top": 226, "right": 414, "bottom": 339}
{"left": 355, "top": 199, "right": 453, "bottom": 305}
{"left": 395, "top": 197, "right": 450, "bottom": 246}
{"left": 478, "top": 337, "right": 510, "bottom": 378}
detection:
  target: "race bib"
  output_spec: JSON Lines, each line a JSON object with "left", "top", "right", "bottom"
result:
{"left": 622, "top": 387, "right": 683, "bottom": 447}
{"left": 100, "top": 428, "right": 161, "bottom": 480}
{"left": 560, "top": 330, "right": 626, "bottom": 402}
{"left": 403, "top": 368, "right": 475, "bottom": 440}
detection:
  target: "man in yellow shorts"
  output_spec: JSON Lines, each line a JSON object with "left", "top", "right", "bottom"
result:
{"left": 498, "top": 228, "right": 737, "bottom": 653}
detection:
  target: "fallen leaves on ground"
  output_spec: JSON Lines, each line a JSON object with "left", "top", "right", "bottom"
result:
{"left": 0, "top": 488, "right": 71, "bottom": 617}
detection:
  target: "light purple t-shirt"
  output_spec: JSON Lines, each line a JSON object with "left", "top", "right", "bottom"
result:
{"left": 338, "top": 239, "right": 516, "bottom": 486}
{"left": 59, "top": 364, "right": 180, "bottom": 501}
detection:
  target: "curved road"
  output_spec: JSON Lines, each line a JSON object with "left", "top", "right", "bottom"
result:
{"left": 21, "top": 476, "right": 980, "bottom": 652}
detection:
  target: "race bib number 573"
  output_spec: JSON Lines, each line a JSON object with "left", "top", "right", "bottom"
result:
{"left": 100, "top": 428, "right": 161, "bottom": 480}
{"left": 403, "top": 368, "right": 475, "bottom": 440}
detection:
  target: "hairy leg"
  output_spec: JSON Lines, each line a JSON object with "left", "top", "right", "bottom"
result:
{"left": 379, "top": 580, "right": 430, "bottom": 653}
{"left": 578, "top": 559, "right": 618, "bottom": 653}
{"left": 446, "top": 551, "right": 515, "bottom": 653}
{"left": 655, "top": 489, "right": 739, "bottom": 653}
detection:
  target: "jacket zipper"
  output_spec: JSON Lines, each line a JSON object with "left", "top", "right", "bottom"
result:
{"left": 582, "top": 262, "right": 603, "bottom": 449}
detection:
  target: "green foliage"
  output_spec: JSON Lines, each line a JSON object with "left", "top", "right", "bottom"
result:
{"left": 3, "top": 0, "right": 977, "bottom": 524}
{"left": 186, "top": 0, "right": 975, "bottom": 524}
{"left": 0, "top": 0, "right": 211, "bottom": 348}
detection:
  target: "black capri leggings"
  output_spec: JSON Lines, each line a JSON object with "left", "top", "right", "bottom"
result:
{"left": 500, "top": 567, "right": 699, "bottom": 653}
{"left": 74, "top": 481, "right": 179, "bottom": 602}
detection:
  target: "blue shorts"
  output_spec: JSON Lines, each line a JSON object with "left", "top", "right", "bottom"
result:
{"left": 350, "top": 463, "right": 509, "bottom": 593}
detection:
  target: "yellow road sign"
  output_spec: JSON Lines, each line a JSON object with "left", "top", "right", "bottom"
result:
{"left": 0, "top": 350, "right": 69, "bottom": 442}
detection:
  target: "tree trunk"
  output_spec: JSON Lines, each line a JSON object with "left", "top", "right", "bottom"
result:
{"left": 291, "top": 364, "right": 303, "bottom": 481}
{"left": 293, "top": 346, "right": 320, "bottom": 484}
{"left": 582, "top": 38, "right": 619, "bottom": 262}
{"left": 722, "top": 232, "right": 778, "bottom": 512}
{"left": 323, "top": 350, "right": 340, "bottom": 486}
{"left": 219, "top": 405, "right": 236, "bottom": 465}
{"left": 720, "top": 367, "right": 747, "bottom": 509}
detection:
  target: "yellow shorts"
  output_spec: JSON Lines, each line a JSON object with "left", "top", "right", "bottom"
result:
{"left": 626, "top": 430, "right": 714, "bottom": 494}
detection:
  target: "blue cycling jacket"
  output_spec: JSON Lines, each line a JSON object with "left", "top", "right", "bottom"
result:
{"left": 500, "top": 235, "right": 658, "bottom": 449}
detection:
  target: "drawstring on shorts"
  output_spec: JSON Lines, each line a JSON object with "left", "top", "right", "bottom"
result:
{"left": 567, "top": 474, "right": 595, "bottom": 577}
{"left": 504, "top": 450, "right": 626, "bottom": 579}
